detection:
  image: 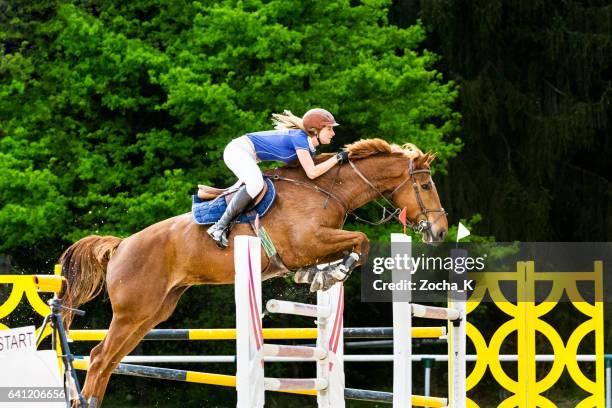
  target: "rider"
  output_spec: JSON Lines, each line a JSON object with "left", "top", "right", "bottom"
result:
{"left": 207, "top": 108, "right": 349, "bottom": 248}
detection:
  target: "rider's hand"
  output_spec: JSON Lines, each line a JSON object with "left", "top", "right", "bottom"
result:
{"left": 335, "top": 150, "right": 349, "bottom": 164}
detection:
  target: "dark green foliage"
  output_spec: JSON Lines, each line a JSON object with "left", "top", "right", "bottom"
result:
{"left": 420, "top": 0, "right": 611, "bottom": 241}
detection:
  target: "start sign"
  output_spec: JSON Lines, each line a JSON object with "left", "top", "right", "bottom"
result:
{"left": 0, "top": 326, "right": 36, "bottom": 353}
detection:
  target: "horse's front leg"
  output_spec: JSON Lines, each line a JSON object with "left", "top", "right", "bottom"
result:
{"left": 294, "top": 227, "right": 370, "bottom": 291}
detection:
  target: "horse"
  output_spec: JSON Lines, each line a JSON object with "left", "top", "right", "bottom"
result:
{"left": 58, "top": 138, "right": 448, "bottom": 407}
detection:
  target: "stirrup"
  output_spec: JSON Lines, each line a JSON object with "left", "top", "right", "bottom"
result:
{"left": 207, "top": 224, "right": 229, "bottom": 248}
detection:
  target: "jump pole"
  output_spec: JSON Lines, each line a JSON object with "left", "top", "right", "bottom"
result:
{"left": 234, "top": 235, "right": 344, "bottom": 408}
{"left": 448, "top": 248, "right": 467, "bottom": 407}
{"left": 67, "top": 326, "right": 445, "bottom": 341}
{"left": 234, "top": 235, "right": 264, "bottom": 407}
{"left": 390, "top": 233, "right": 466, "bottom": 407}
{"left": 391, "top": 233, "right": 412, "bottom": 407}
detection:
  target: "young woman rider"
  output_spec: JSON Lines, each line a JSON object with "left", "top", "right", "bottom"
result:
{"left": 207, "top": 108, "right": 348, "bottom": 248}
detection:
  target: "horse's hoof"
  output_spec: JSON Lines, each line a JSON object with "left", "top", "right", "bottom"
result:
{"left": 294, "top": 268, "right": 316, "bottom": 284}
{"left": 71, "top": 395, "right": 88, "bottom": 408}
{"left": 309, "top": 268, "right": 347, "bottom": 292}
{"left": 87, "top": 397, "right": 99, "bottom": 408}
{"left": 308, "top": 270, "right": 336, "bottom": 292}
{"left": 309, "top": 271, "right": 325, "bottom": 292}
{"left": 329, "top": 264, "right": 348, "bottom": 281}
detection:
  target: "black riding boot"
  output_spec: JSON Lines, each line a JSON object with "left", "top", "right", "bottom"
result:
{"left": 207, "top": 186, "right": 253, "bottom": 248}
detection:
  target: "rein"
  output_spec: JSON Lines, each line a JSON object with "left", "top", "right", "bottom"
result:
{"left": 267, "top": 174, "right": 349, "bottom": 211}
{"left": 269, "top": 156, "right": 445, "bottom": 232}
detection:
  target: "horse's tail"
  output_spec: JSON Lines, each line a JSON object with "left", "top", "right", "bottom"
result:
{"left": 58, "top": 235, "right": 123, "bottom": 329}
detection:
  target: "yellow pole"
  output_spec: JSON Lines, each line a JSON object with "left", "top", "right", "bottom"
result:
{"left": 74, "top": 358, "right": 448, "bottom": 404}
{"left": 412, "top": 395, "right": 447, "bottom": 407}
{"left": 68, "top": 326, "right": 445, "bottom": 341}
{"left": 32, "top": 275, "right": 65, "bottom": 293}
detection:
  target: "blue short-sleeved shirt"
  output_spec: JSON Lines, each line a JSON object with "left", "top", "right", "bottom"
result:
{"left": 246, "top": 129, "right": 315, "bottom": 163}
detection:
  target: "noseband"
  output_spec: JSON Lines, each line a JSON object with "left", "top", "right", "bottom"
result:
{"left": 348, "top": 158, "right": 447, "bottom": 233}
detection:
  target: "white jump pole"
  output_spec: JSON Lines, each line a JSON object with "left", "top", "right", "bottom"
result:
{"left": 391, "top": 233, "right": 466, "bottom": 407}
{"left": 235, "top": 235, "right": 264, "bottom": 408}
{"left": 316, "top": 282, "right": 345, "bottom": 407}
{"left": 266, "top": 299, "right": 331, "bottom": 318}
{"left": 391, "top": 233, "right": 412, "bottom": 407}
{"left": 235, "top": 235, "right": 345, "bottom": 408}
{"left": 448, "top": 248, "right": 467, "bottom": 408}
{"left": 606, "top": 357, "right": 611, "bottom": 408}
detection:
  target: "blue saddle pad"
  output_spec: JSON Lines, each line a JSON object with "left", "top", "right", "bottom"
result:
{"left": 191, "top": 177, "right": 276, "bottom": 225}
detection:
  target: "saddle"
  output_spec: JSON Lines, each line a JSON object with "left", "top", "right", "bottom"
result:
{"left": 197, "top": 182, "right": 269, "bottom": 208}
{"left": 193, "top": 178, "right": 290, "bottom": 280}
{"left": 191, "top": 178, "right": 276, "bottom": 225}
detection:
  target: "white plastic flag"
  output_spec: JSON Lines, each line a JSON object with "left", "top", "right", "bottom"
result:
{"left": 457, "top": 222, "right": 470, "bottom": 242}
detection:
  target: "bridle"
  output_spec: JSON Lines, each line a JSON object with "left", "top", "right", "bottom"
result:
{"left": 348, "top": 158, "right": 447, "bottom": 233}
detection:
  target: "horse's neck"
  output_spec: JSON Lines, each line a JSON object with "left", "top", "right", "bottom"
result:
{"left": 309, "top": 157, "right": 403, "bottom": 211}
{"left": 334, "top": 168, "right": 383, "bottom": 211}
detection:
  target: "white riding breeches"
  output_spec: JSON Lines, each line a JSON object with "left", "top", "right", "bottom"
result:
{"left": 223, "top": 136, "right": 264, "bottom": 199}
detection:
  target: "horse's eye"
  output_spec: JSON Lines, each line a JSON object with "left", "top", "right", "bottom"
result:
{"left": 421, "top": 183, "right": 432, "bottom": 190}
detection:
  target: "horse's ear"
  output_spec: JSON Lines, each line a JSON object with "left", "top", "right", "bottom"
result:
{"left": 414, "top": 151, "right": 436, "bottom": 168}
{"left": 425, "top": 152, "right": 437, "bottom": 166}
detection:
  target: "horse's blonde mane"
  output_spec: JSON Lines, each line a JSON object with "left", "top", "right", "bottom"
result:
{"left": 290, "top": 138, "right": 436, "bottom": 167}
{"left": 345, "top": 138, "right": 431, "bottom": 161}
{"left": 344, "top": 138, "right": 393, "bottom": 159}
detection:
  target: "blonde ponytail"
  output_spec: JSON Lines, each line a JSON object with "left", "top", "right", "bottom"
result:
{"left": 271, "top": 110, "right": 309, "bottom": 134}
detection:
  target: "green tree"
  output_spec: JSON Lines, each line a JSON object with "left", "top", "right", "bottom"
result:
{"left": 1, "top": 0, "right": 460, "bottom": 265}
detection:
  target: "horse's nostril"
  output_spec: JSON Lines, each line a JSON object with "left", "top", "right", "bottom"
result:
{"left": 439, "top": 230, "right": 447, "bottom": 241}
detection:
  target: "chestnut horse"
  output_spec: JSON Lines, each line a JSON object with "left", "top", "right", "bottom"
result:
{"left": 59, "top": 138, "right": 447, "bottom": 407}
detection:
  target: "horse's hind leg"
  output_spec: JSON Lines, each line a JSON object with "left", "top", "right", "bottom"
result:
{"left": 79, "top": 314, "right": 145, "bottom": 407}
{"left": 81, "top": 286, "right": 189, "bottom": 407}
